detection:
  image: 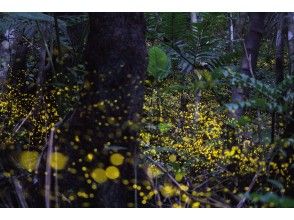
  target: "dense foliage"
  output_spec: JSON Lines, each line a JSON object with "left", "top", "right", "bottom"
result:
{"left": 0, "top": 12, "right": 293, "bottom": 208}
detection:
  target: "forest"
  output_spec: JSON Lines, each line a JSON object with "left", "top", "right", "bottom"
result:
{"left": 0, "top": 12, "right": 293, "bottom": 208}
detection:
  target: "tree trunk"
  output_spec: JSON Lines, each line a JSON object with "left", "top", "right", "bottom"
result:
{"left": 229, "top": 13, "right": 234, "bottom": 50}
{"left": 56, "top": 13, "right": 148, "bottom": 207}
{"left": 288, "top": 13, "right": 294, "bottom": 75}
{"left": 276, "top": 14, "right": 286, "bottom": 84}
{"left": 285, "top": 13, "right": 294, "bottom": 140}
{"left": 235, "top": 13, "right": 247, "bottom": 39}
{"left": 271, "top": 13, "right": 286, "bottom": 143}
{"left": 190, "top": 12, "right": 202, "bottom": 129}
{"left": 190, "top": 12, "right": 198, "bottom": 23}
{"left": 241, "top": 13, "right": 266, "bottom": 75}
{"left": 271, "top": 12, "right": 294, "bottom": 198}
{"left": 231, "top": 13, "right": 266, "bottom": 119}
{"left": 0, "top": 28, "right": 17, "bottom": 91}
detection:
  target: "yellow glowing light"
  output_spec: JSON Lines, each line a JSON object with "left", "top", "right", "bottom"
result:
{"left": 175, "top": 172, "right": 184, "bottom": 182}
{"left": 179, "top": 184, "right": 189, "bottom": 191}
{"left": 110, "top": 153, "right": 125, "bottom": 166}
{"left": 91, "top": 168, "right": 107, "bottom": 183}
{"left": 105, "top": 166, "right": 120, "bottom": 179}
{"left": 192, "top": 202, "right": 200, "bottom": 208}
{"left": 160, "top": 183, "right": 176, "bottom": 198}
{"left": 147, "top": 165, "right": 163, "bottom": 178}
{"left": 86, "top": 153, "right": 94, "bottom": 161}
{"left": 19, "top": 151, "right": 39, "bottom": 172}
{"left": 49, "top": 152, "right": 68, "bottom": 170}
{"left": 169, "top": 154, "right": 177, "bottom": 162}
{"left": 74, "top": 135, "right": 80, "bottom": 142}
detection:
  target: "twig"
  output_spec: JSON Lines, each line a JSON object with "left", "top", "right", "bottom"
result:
{"left": 44, "top": 118, "right": 64, "bottom": 208}
{"left": 45, "top": 127, "right": 55, "bottom": 208}
{"left": 54, "top": 14, "right": 62, "bottom": 63}
{"left": 54, "top": 148, "right": 60, "bottom": 208}
{"left": 12, "top": 176, "right": 28, "bottom": 208}
{"left": 145, "top": 155, "right": 184, "bottom": 190}
{"left": 36, "top": 21, "right": 56, "bottom": 75}
{"left": 145, "top": 155, "right": 221, "bottom": 206}
{"left": 134, "top": 144, "right": 138, "bottom": 208}
{"left": 242, "top": 40, "right": 255, "bottom": 79}
{"left": 13, "top": 110, "right": 33, "bottom": 133}
{"left": 194, "top": 89, "right": 201, "bottom": 130}
{"left": 236, "top": 171, "right": 260, "bottom": 208}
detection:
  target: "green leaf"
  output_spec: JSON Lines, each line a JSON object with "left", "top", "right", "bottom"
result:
{"left": 251, "top": 193, "right": 294, "bottom": 208}
{"left": 203, "top": 70, "right": 212, "bottom": 82}
{"left": 254, "top": 97, "right": 268, "bottom": 110}
{"left": 158, "top": 123, "right": 173, "bottom": 133}
{"left": 147, "top": 46, "right": 171, "bottom": 81}
{"left": 238, "top": 115, "right": 252, "bottom": 126}
{"left": 267, "top": 179, "right": 284, "bottom": 190}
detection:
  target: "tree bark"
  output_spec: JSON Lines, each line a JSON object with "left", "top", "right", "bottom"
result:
{"left": 190, "top": 12, "right": 198, "bottom": 23}
{"left": 285, "top": 13, "right": 294, "bottom": 140}
{"left": 57, "top": 13, "right": 148, "bottom": 207}
{"left": 229, "top": 13, "right": 234, "bottom": 50}
{"left": 0, "top": 28, "right": 17, "bottom": 91}
{"left": 276, "top": 15, "right": 286, "bottom": 84}
{"left": 271, "top": 13, "right": 286, "bottom": 143}
{"left": 271, "top": 13, "right": 294, "bottom": 197}
{"left": 231, "top": 13, "right": 266, "bottom": 119}
{"left": 235, "top": 13, "right": 247, "bottom": 39}
{"left": 190, "top": 12, "right": 202, "bottom": 128}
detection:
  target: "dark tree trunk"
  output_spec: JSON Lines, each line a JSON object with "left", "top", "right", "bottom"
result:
{"left": 270, "top": 13, "right": 294, "bottom": 198}
{"left": 56, "top": 13, "right": 148, "bottom": 207}
{"left": 229, "top": 13, "right": 234, "bottom": 50}
{"left": 231, "top": 13, "right": 266, "bottom": 119}
{"left": 241, "top": 13, "right": 266, "bottom": 76}
{"left": 283, "top": 13, "right": 294, "bottom": 196}
{"left": 235, "top": 12, "right": 247, "bottom": 39}
{"left": 285, "top": 13, "right": 294, "bottom": 143}
{"left": 288, "top": 12, "right": 294, "bottom": 75}
{"left": 271, "top": 13, "right": 286, "bottom": 143}
{"left": 286, "top": 13, "right": 294, "bottom": 138}
{"left": 276, "top": 15, "right": 286, "bottom": 84}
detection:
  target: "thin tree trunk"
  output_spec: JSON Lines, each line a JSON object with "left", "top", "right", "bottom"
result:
{"left": 271, "top": 13, "right": 286, "bottom": 143}
{"left": 288, "top": 12, "right": 294, "bottom": 75}
{"left": 235, "top": 12, "right": 247, "bottom": 39}
{"left": 229, "top": 13, "right": 234, "bottom": 50}
{"left": 285, "top": 13, "right": 294, "bottom": 139}
{"left": 190, "top": 12, "right": 202, "bottom": 129}
{"left": 0, "top": 28, "right": 17, "bottom": 91}
{"left": 190, "top": 12, "right": 198, "bottom": 23}
{"left": 231, "top": 13, "right": 266, "bottom": 119}
{"left": 273, "top": 12, "right": 294, "bottom": 197}
{"left": 276, "top": 15, "right": 286, "bottom": 84}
